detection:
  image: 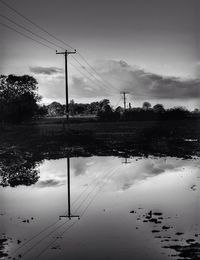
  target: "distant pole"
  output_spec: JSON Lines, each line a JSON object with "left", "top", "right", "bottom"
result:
{"left": 56, "top": 50, "right": 76, "bottom": 120}
{"left": 120, "top": 91, "right": 129, "bottom": 110}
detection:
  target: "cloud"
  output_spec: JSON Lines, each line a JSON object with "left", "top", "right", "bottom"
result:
{"left": 70, "top": 60, "right": 200, "bottom": 100}
{"left": 36, "top": 179, "right": 64, "bottom": 187}
{"left": 29, "top": 66, "right": 63, "bottom": 75}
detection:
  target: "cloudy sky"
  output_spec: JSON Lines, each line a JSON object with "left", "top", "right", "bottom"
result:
{"left": 0, "top": 0, "right": 200, "bottom": 109}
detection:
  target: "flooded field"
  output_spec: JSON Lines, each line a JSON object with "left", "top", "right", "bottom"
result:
{"left": 0, "top": 156, "right": 200, "bottom": 260}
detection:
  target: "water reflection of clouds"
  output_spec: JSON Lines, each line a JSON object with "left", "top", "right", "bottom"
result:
{"left": 36, "top": 157, "right": 199, "bottom": 190}
{"left": 71, "top": 158, "right": 90, "bottom": 176}
{"left": 109, "top": 158, "right": 199, "bottom": 191}
{"left": 36, "top": 179, "right": 65, "bottom": 188}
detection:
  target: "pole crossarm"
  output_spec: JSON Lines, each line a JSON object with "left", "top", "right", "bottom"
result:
{"left": 56, "top": 50, "right": 76, "bottom": 55}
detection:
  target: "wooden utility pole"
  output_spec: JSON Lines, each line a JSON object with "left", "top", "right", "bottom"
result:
{"left": 120, "top": 91, "right": 129, "bottom": 110}
{"left": 56, "top": 50, "right": 76, "bottom": 120}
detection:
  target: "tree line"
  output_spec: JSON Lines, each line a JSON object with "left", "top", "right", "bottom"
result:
{"left": 0, "top": 74, "right": 200, "bottom": 123}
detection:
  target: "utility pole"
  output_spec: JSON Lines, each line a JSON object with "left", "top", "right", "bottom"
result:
{"left": 56, "top": 50, "right": 76, "bottom": 120}
{"left": 120, "top": 91, "right": 129, "bottom": 110}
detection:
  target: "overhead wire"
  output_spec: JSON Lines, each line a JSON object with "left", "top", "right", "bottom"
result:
{"left": 72, "top": 55, "right": 118, "bottom": 93}
{"left": 0, "top": 0, "right": 118, "bottom": 94}
{"left": 77, "top": 51, "right": 117, "bottom": 91}
{"left": 0, "top": 16, "right": 114, "bottom": 95}
{"left": 114, "top": 97, "right": 122, "bottom": 108}
{"left": 0, "top": 21, "right": 55, "bottom": 50}
{"left": 0, "top": 13, "right": 65, "bottom": 50}
{"left": 0, "top": 0, "right": 74, "bottom": 50}
{"left": 69, "top": 62, "right": 114, "bottom": 96}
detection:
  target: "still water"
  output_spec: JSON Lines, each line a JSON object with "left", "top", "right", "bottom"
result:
{"left": 0, "top": 156, "right": 200, "bottom": 260}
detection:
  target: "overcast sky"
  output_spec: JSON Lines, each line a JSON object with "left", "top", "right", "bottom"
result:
{"left": 0, "top": 0, "right": 200, "bottom": 109}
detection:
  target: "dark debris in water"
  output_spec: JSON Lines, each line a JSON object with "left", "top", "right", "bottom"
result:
{"left": 130, "top": 207, "right": 200, "bottom": 259}
{"left": 0, "top": 237, "right": 9, "bottom": 259}
{"left": 163, "top": 243, "right": 200, "bottom": 260}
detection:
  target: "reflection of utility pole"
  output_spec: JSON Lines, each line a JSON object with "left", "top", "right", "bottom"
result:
{"left": 56, "top": 50, "right": 76, "bottom": 120}
{"left": 122, "top": 157, "right": 131, "bottom": 164}
{"left": 120, "top": 91, "right": 129, "bottom": 110}
{"left": 59, "top": 157, "right": 80, "bottom": 220}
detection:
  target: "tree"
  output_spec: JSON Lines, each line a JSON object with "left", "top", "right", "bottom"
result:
{"left": 0, "top": 74, "right": 41, "bottom": 123}
{"left": 153, "top": 104, "right": 165, "bottom": 113}
{"left": 142, "top": 101, "right": 152, "bottom": 110}
{"left": 47, "top": 102, "right": 64, "bottom": 116}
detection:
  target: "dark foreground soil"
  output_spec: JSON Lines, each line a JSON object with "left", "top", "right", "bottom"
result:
{"left": 0, "top": 118, "right": 200, "bottom": 186}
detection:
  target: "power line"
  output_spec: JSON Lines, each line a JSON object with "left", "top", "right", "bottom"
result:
{"left": 0, "top": 0, "right": 117, "bottom": 92}
{"left": 0, "top": 13, "right": 65, "bottom": 50}
{"left": 69, "top": 62, "right": 114, "bottom": 96}
{"left": 114, "top": 97, "right": 122, "bottom": 107}
{"left": 0, "top": 21, "right": 55, "bottom": 50}
{"left": 0, "top": 0, "right": 119, "bottom": 96}
{"left": 72, "top": 56, "right": 111, "bottom": 89}
{"left": 0, "top": 0, "right": 75, "bottom": 50}
{"left": 72, "top": 55, "right": 118, "bottom": 93}
{"left": 77, "top": 51, "right": 117, "bottom": 91}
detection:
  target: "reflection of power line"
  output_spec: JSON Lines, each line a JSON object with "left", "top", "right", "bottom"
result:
{"left": 71, "top": 165, "right": 117, "bottom": 210}
{"left": 18, "top": 219, "right": 70, "bottom": 259}
{"left": 34, "top": 219, "right": 79, "bottom": 259}
{"left": 79, "top": 165, "right": 122, "bottom": 217}
{"left": 72, "top": 165, "right": 118, "bottom": 214}
{"left": 35, "top": 164, "right": 121, "bottom": 259}
{"left": 9, "top": 219, "right": 61, "bottom": 257}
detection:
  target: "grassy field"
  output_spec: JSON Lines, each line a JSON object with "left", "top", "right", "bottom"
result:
{"left": 1, "top": 118, "right": 200, "bottom": 186}
{"left": 1, "top": 117, "right": 200, "bottom": 157}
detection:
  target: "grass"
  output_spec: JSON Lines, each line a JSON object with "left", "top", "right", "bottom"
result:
{"left": 1, "top": 118, "right": 200, "bottom": 157}
{"left": 1, "top": 118, "right": 199, "bottom": 186}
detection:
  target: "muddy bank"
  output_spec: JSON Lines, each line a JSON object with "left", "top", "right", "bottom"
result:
{"left": 0, "top": 119, "right": 200, "bottom": 186}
